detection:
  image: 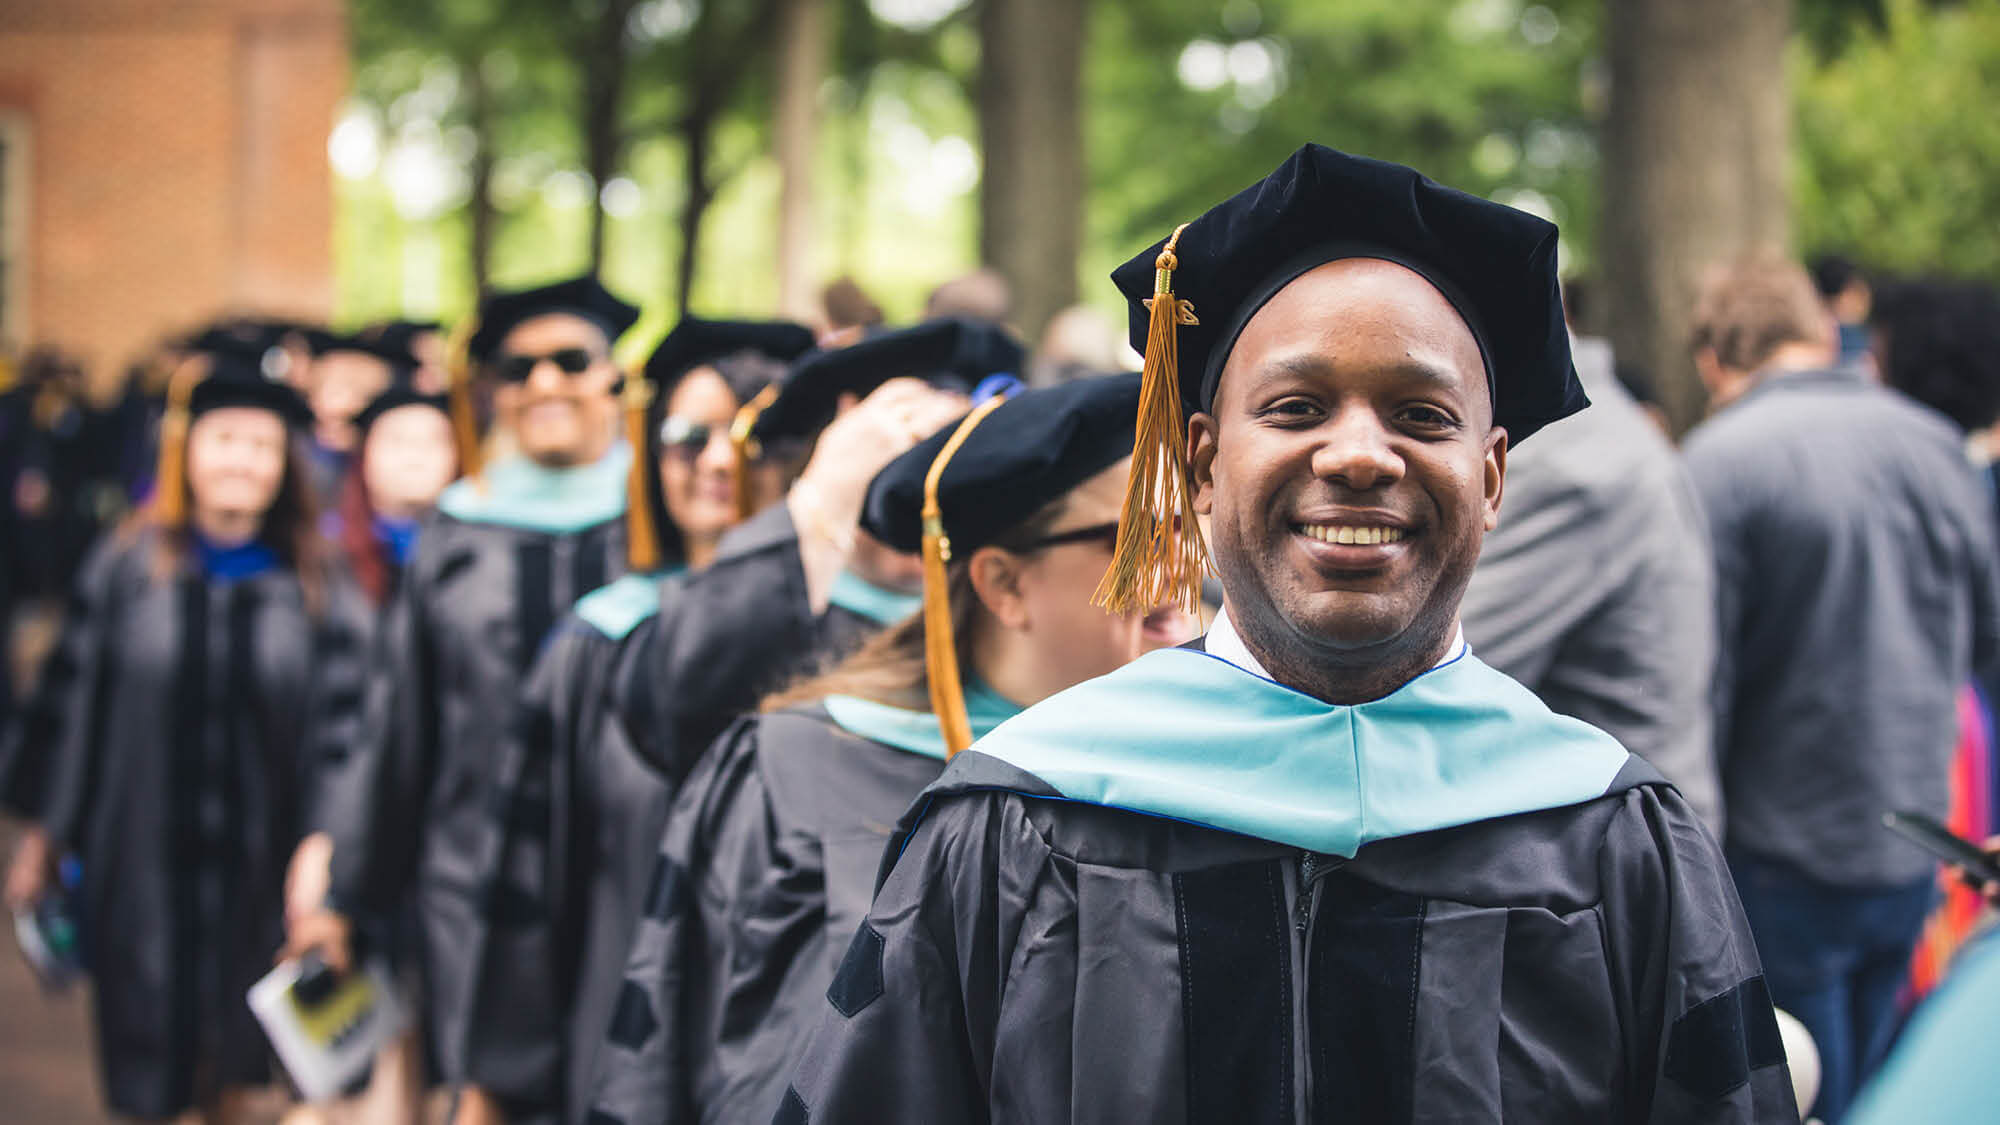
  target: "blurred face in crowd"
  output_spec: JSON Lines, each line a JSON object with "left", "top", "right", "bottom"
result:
{"left": 186, "top": 406, "right": 290, "bottom": 524}
{"left": 1190, "top": 258, "right": 1503, "bottom": 701}
{"left": 407, "top": 329, "right": 450, "bottom": 396}
{"left": 972, "top": 458, "right": 1194, "bottom": 704}
{"left": 656, "top": 366, "right": 766, "bottom": 560}
{"left": 310, "top": 352, "right": 394, "bottom": 454}
{"left": 363, "top": 404, "right": 459, "bottom": 520}
{"left": 492, "top": 313, "right": 620, "bottom": 468}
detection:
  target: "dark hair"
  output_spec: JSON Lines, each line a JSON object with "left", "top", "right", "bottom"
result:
{"left": 761, "top": 490, "right": 1073, "bottom": 713}
{"left": 1872, "top": 278, "right": 2000, "bottom": 433}
{"left": 822, "top": 277, "right": 885, "bottom": 332}
{"left": 1809, "top": 254, "right": 1862, "bottom": 300}
{"left": 147, "top": 430, "right": 330, "bottom": 613}
{"left": 1689, "top": 256, "right": 1828, "bottom": 372}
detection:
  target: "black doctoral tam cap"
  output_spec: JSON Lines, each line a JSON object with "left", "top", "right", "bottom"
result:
{"left": 750, "top": 317, "right": 1026, "bottom": 446}
{"left": 857, "top": 372, "right": 1141, "bottom": 758}
{"left": 352, "top": 384, "right": 450, "bottom": 438}
{"left": 306, "top": 329, "right": 418, "bottom": 378}
{"left": 1097, "top": 143, "right": 1587, "bottom": 617}
{"left": 643, "top": 317, "right": 817, "bottom": 388}
{"left": 468, "top": 274, "right": 641, "bottom": 363}
{"left": 861, "top": 372, "right": 1139, "bottom": 556}
{"left": 1109, "top": 143, "right": 1583, "bottom": 439}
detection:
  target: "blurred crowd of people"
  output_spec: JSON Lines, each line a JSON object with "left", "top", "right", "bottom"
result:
{"left": 0, "top": 142, "right": 1996, "bottom": 1125}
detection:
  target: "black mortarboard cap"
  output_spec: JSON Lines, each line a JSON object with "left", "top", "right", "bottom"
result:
{"left": 352, "top": 384, "right": 450, "bottom": 438}
{"left": 185, "top": 347, "right": 314, "bottom": 428}
{"left": 750, "top": 318, "right": 1026, "bottom": 445}
{"left": 467, "top": 274, "right": 641, "bottom": 363}
{"left": 1109, "top": 143, "right": 1584, "bottom": 441}
{"left": 861, "top": 373, "right": 1139, "bottom": 555}
{"left": 643, "top": 317, "right": 817, "bottom": 389}
{"left": 306, "top": 329, "right": 418, "bottom": 378}
{"left": 1097, "top": 143, "right": 1586, "bottom": 617}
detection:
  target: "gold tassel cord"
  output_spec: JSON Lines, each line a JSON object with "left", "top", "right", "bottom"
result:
{"left": 623, "top": 373, "right": 661, "bottom": 572}
{"left": 444, "top": 318, "right": 484, "bottom": 479}
{"left": 924, "top": 395, "right": 1008, "bottom": 758}
{"left": 1093, "top": 222, "right": 1208, "bottom": 617}
{"left": 149, "top": 358, "right": 203, "bottom": 529}
{"left": 728, "top": 383, "right": 780, "bottom": 521}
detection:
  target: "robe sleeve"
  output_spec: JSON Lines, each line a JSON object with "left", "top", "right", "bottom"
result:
{"left": 321, "top": 548, "right": 438, "bottom": 919}
{"left": 1598, "top": 784, "right": 1798, "bottom": 1123}
{"left": 459, "top": 617, "right": 613, "bottom": 1115}
{"left": 19, "top": 536, "right": 127, "bottom": 838}
{"left": 301, "top": 578, "right": 372, "bottom": 838}
{"left": 773, "top": 793, "right": 1016, "bottom": 1125}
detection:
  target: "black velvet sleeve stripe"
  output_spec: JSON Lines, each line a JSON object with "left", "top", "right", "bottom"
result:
{"left": 1307, "top": 870, "right": 1425, "bottom": 1124}
{"left": 1663, "top": 974, "right": 1786, "bottom": 1102}
{"left": 1172, "top": 859, "right": 1292, "bottom": 1125}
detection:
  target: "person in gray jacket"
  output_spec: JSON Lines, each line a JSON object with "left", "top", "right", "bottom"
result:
{"left": 1683, "top": 256, "right": 2000, "bottom": 1124}
{"left": 1461, "top": 287, "right": 1721, "bottom": 827}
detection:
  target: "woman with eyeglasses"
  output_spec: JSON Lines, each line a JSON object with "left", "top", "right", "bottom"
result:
{"left": 587, "top": 373, "right": 1197, "bottom": 1125}
{"left": 2, "top": 345, "right": 369, "bottom": 1125}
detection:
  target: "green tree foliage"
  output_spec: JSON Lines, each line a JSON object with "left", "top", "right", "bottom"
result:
{"left": 1795, "top": 0, "right": 2000, "bottom": 279}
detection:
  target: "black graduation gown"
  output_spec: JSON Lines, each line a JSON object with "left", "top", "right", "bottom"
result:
{"left": 587, "top": 704, "right": 959, "bottom": 1125}
{"left": 777, "top": 646, "right": 1798, "bottom": 1125}
{"left": 316, "top": 473, "right": 629, "bottom": 1086}
{"left": 465, "top": 510, "right": 910, "bottom": 1121}
{"left": 26, "top": 531, "right": 369, "bottom": 1119}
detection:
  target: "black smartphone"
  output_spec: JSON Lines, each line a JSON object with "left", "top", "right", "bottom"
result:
{"left": 1882, "top": 810, "right": 2000, "bottom": 885}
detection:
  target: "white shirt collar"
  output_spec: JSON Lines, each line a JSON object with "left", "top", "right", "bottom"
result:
{"left": 1203, "top": 604, "right": 1467, "bottom": 682}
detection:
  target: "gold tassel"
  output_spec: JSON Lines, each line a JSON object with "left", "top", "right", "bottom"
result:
{"left": 149, "top": 357, "right": 203, "bottom": 528}
{"left": 444, "top": 318, "right": 484, "bottom": 479}
{"left": 623, "top": 372, "right": 661, "bottom": 572}
{"left": 1093, "top": 222, "right": 1208, "bottom": 617}
{"left": 728, "top": 383, "right": 780, "bottom": 521}
{"left": 924, "top": 395, "right": 1007, "bottom": 757}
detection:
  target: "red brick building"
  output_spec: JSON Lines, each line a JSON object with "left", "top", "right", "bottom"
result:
{"left": 0, "top": 0, "right": 345, "bottom": 386}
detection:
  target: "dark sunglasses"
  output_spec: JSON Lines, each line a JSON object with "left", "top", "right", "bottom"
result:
{"left": 658, "top": 416, "right": 733, "bottom": 461}
{"left": 493, "top": 347, "right": 602, "bottom": 384}
{"left": 1014, "top": 520, "right": 1121, "bottom": 552}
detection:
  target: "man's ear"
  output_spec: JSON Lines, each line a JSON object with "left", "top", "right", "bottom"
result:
{"left": 1483, "top": 427, "right": 1508, "bottom": 532}
{"left": 967, "top": 546, "right": 1029, "bottom": 630}
{"left": 1188, "top": 411, "right": 1219, "bottom": 516}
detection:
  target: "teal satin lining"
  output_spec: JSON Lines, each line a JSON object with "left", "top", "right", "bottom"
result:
{"left": 827, "top": 569, "right": 923, "bottom": 626}
{"left": 821, "top": 679, "right": 1022, "bottom": 761}
{"left": 436, "top": 444, "right": 631, "bottom": 532}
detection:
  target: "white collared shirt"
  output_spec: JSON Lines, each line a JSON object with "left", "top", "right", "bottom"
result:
{"left": 1203, "top": 604, "right": 1468, "bottom": 682}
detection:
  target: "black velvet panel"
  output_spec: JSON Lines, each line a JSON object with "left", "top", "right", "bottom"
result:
{"left": 1173, "top": 859, "right": 1292, "bottom": 1125}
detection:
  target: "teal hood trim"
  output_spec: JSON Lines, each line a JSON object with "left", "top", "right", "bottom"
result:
{"left": 573, "top": 569, "right": 684, "bottom": 641}
{"left": 822, "top": 680, "right": 1022, "bottom": 761}
{"left": 827, "top": 570, "right": 923, "bottom": 627}
{"left": 436, "top": 444, "right": 632, "bottom": 533}
{"left": 967, "top": 646, "right": 1632, "bottom": 856}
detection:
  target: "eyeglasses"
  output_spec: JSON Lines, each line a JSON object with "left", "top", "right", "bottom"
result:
{"left": 658, "top": 416, "right": 726, "bottom": 462}
{"left": 492, "top": 347, "right": 603, "bottom": 384}
{"left": 1013, "top": 521, "right": 1121, "bottom": 552}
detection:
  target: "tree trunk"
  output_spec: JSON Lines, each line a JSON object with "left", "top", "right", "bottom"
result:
{"left": 977, "top": 0, "right": 1085, "bottom": 344}
{"left": 675, "top": 117, "right": 715, "bottom": 317}
{"left": 773, "top": 0, "right": 828, "bottom": 322}
{"left": 463, "top": 54, "right": 496, "bottom": 298}
{"left": 580, "top": 0, "right": 636, "bottom": 272}
{"left": 1600, "top": 0, "right": 1793, "bottom": 433}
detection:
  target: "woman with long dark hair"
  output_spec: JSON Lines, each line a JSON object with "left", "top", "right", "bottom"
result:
{"left": 4, "top": 346, "right": 367, "bottom": 1124}
{"left": 587, "top": 374, "right": 1195, "bottom": 1124}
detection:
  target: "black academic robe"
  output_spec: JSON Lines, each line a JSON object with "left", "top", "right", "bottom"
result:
{"left": 587, "top": 705, "right": 948, "bottom": 1125}
{"left": 316, "top": 499, "right": 628, "bottom": 1086}
{"left": 465, "top": 505, "right": 898, "bottom": 1121}
{"left": 776, "top": 655, "right": 1797, "bottom": 1124}
{"left": 24, "top": 530, "right": 369, "bottom": 1119}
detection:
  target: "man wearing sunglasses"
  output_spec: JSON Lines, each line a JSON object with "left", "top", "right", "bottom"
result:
{"left": 297, "top": 274, "right": 645, "bottom": 1125}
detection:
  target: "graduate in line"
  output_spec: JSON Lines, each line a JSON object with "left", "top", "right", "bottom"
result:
{"left": 326, "top": 382, "right": 463, "bottom": 611}
{"left": 588, "top": 372, "right": 1197, "bottom": 1125}
{"left": 780, "top": 145, "right": 1794, "bottom": 1123}
{"left": 453, "top": 317, "right": 814, "bottom": 1122}
{"left": 1, "top": 344, "right": 369, "bottom": 1124}
{"left": 291, "top": 275, "right": 647, "bottom": 1122}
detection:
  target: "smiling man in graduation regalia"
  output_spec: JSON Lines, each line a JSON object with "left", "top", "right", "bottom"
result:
{"left": 780, "top": 145, "right": 1795, "bottom": 1123}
